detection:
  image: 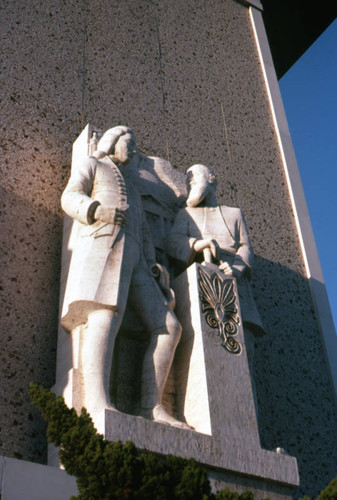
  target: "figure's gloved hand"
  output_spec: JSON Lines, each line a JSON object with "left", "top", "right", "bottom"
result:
{"left": 193, "top": 239, "right": 220, "bottom": 261}
{"left": 94, "top": 205, "right": 128, "bottom": 226}
{"left": 219, "top": 261, "right": 241, "bottom": 278}
{"left": 219, "top": 261, "right": 234, "bottom": 276}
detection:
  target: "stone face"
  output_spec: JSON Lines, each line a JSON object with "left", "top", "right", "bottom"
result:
{"left": 0, "top": 0, "right": 336, "bottom": 497}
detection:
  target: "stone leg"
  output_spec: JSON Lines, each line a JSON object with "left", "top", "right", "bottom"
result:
{"left": 81, "top": 308, "right": 120, "bottom": 433}
{"left": 140, "top": 318, "right": 191, "bottom": 428}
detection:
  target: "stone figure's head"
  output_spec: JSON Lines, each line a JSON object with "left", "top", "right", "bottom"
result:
{"left": 186, "top": 164, "right": 217, "bottom": 207}
{"left": 94, "top": 126, "right": 137, "bottom": 165}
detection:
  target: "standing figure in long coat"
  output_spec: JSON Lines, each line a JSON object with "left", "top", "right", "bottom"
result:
{"left": 61, "top": 126, "right": 186, "bottom": 432}
{"left": 167, "top": 164, "right": 264, "bottom": 386}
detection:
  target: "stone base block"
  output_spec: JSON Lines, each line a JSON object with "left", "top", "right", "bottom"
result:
{"left": 105, "top": 410, "right": 298, "bottom": 497}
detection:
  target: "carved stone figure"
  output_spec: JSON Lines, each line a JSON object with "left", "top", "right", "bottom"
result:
{"left": 61, "top": 125, "right": 188, "bottom": 432}
{"left": 167, "top": 164, "right": 264, "bottom": 379}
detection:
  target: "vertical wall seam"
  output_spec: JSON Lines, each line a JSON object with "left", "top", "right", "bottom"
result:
{"left": 81, "top": 0, "right": 88, "bottom": 122}
{"left": 152, "top": 4, "right": 170, "bottom": 160}
{"left": 155, "top": 16, "right": 166, "bottom": 116}
{"left": 203, "top": 0, "right": 236, "bottom": 201}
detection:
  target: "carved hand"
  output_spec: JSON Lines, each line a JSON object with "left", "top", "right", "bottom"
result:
{"left": 219, "top": 261, "right": 234, "bottom": 276}
{"left": 94, "top": 205, "right": 128, "bottom": 226}
{"left": 219, "top": 261, "right": 242, "bottom": 278}
{"left": 193, "top": 239, "right": 220, "bottom": 260}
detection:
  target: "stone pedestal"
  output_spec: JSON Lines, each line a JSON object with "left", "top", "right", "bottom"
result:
{"left": 173, "top": 262, "right": 258, "bottom": 443}
{"left": 105, "top": 264, "right": 299, "bottom": 497}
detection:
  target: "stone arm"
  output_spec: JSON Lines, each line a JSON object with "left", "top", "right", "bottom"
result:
{"left": 166, "top": 209, "right": 198, "bottom": 266}
{"left": 61, "top": 157, "right": 99, "bottom": 224}
{"left": 226, "top": 209, "right": 253, "bottom": 279}
{"left": 167, "top": 208, "right": 254, "bottom": 279}
{"left": 61, "top": 157, "right": 126, "bottom": 227}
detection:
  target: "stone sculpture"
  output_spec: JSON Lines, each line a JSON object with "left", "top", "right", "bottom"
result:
{"left": 99, "top": 163, "right": 298, "bottom": 490}
{"left": 61, "top": 125, "right": 189, "bottom": 432}
{"left": 167, "top": 164, "right": 264, "bottom": 376}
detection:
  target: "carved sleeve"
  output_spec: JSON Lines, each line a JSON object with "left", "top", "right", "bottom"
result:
{"left": 61, "top": 157, "right": 99, "bottom": 225}
{"left": 166, "top": 209, "right": 197, "bottom": 266}
{"left": 232, "top": 210, "right": 253, "bottom": 278}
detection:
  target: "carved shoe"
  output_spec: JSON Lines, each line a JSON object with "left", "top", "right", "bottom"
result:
{"left": 152, "top": 404, "right": 194, "bottom": 430}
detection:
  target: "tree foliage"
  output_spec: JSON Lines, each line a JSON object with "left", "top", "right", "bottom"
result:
{"left": 30, "top": 382, "right": 217, "bottom": 499}
{"left": 316, "top": 478, "right": 337, "bottom": 500}
{"left": 299, "top": 477, "right": 337, "bottom": 500}
{"left": 30, "top": 383, "right": 336, "bottom": 500}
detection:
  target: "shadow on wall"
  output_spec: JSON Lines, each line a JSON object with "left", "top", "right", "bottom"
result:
{"left": 252, "top": 255, "right": 337, "bottom": 498}
{"left": 0, "top": 187, "right": 63, "bottom": 463}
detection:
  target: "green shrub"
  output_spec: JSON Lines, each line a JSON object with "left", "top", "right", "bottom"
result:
{"left": 30, "top": 383, "right": 335, "bottom": 500}
{"left": 29, "top": 383, "right": 213, "bottom": 499}
{"left": 316, "top": 477, "right": 337, "bottom": 500}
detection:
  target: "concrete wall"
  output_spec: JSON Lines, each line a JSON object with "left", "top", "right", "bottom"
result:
{"left": 0, "top": 456, "right": 77, "bottom": 499}
{"left": 1, "top": 0, "right": 336, "bottom": 496}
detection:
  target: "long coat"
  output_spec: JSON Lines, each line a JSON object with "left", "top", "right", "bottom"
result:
{"left": 61, "top": 155, "right": 156, "bottom": 332}
{"left": 167, "top": 206, "right": 264, "bottom": 336}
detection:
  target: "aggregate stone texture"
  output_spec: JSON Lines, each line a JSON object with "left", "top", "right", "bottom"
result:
{"left": 1, "top": 0, "right": 336, "bottom": 496}
{"left": 105, "top": 410, "right": 298, "bottom": 495}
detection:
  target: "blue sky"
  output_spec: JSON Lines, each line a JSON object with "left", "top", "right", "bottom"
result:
{"left": 279, "top": 19, "right": 337, "bottom": 332}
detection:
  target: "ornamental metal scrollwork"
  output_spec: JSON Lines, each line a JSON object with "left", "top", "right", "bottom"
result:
{"left": 198, "top": 266, "right": 242, "bottom": 355}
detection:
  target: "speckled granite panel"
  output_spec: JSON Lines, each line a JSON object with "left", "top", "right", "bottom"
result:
{"left": 0, "top": 0, "right": 86, "bottom": 462}
{"left": 105, "top": 410, "right": 299, "bottom": 489}
{"left": 0, "top": 189, "right": 62, "bottom": 461}
{"left": 82, "top": 0, "right": 166, "bottom": 156}
{"left": 1, "top": 0, "right": 336, "bottom": 496}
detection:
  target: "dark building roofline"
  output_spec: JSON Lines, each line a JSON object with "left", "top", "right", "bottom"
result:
{"left": 261, "top": 1, "right": 337, "bottom": 78}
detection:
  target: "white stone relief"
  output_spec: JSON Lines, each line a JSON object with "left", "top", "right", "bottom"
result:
{"left": 58, "top": 132, "right": 265, "bottom": 439}
{"left": 60, "top": 126, "right": 189, "bottom": 433}
{"left": 167, "top": 164, "right": 264, "bottom": 338}
{"left": 167, "top": 164, "right": 264, "bottom": 413}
